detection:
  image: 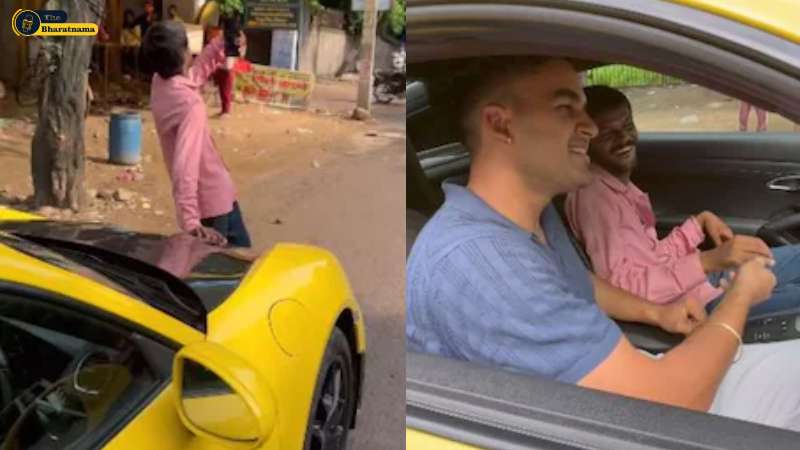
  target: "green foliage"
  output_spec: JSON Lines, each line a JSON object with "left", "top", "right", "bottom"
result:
{"left": 346, "top": 10, "right": 363, "bottom": 35}
{"left": 586, "top": 65, "right": 684, "bottom": 88}
{"left": 386, "top": 0, "right": 405, "bottom": 35}
{"left": 346, "top": 0, "right": 405, "bottom": 37}
{"left": 215, "top": 0, "right": 245, "bottom": 17}
{"left": 307, "top": 0, "right": 326, "bottom": 16}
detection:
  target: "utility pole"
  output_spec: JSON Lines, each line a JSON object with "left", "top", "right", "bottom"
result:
{"left": 353, "top": 0, "right": 377, "bottom": 120}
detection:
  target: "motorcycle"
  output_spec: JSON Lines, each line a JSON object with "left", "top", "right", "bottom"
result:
{"left": 373, "top": 48, "right": 406, "bottom": 104}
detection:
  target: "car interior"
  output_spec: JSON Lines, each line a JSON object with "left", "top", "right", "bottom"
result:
{"left": 407, "top": 60, "right": 800, "bottom": 353}
{"left": 405, "top": 1, "right": 800, "bottom": 448}
{"left": 0, "top": 293, "right": 169, "bottom": 449}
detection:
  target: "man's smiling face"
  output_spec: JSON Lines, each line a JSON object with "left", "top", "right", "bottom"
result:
{"left": 504, "top": 60, "right": 599, "bottom": 194}
{"left": 587, "top": 101, "right": 639, "bottom": 179}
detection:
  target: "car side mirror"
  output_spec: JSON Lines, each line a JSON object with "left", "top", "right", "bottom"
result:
{"left": 173, "top": 342, "right": 276, "bottom": 446}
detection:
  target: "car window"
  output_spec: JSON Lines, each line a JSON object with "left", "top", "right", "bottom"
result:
{"left": 0, "top": 293, "right": 172, "bottom": 449}
{"left": 586, "top": 64, "right": 800, "bottom": 133}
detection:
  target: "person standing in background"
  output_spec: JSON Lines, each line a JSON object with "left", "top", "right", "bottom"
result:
{"left": 167, "top": 4, "right": 184, "bottom": 22}
{"left": 136, "top": 0, "right": 159, "bottom": 38}
{"left": 739, "top": 101, "right": 768, "bottom": 132}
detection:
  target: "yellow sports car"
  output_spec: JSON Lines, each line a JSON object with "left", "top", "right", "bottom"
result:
{"left": 0, "top": 208, "right": 365, "bottom": 450}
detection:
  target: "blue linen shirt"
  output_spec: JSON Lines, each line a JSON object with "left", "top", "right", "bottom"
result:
{"left": 407, "top": 183, "right": 622, "bottom": 383}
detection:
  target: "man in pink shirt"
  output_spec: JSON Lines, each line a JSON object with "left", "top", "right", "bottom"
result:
{"left": 566, "top": 85, "right": 800, "bottom": 317}
{"left": 142, "top": 22, "right": 251, "bottom": 247}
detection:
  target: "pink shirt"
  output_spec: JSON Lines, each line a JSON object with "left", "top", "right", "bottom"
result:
{"left": 150, "top": 37, "right": 237, "bottom": 232}
{"left": 565, "top": 166, "right": 723, "bottom": 305}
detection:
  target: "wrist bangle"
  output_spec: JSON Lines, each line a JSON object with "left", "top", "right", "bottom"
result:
{"left": 708, "top": 322, "right": 743, "bottom": 362}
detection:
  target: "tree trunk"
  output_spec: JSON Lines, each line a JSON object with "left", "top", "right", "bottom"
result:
{"left": 31, "top": 0, "right": 104, "bottom": 211}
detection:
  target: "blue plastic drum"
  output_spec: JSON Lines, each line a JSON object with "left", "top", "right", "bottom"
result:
{"left": 108, "top": 111, "right": 142, "bottom": 165}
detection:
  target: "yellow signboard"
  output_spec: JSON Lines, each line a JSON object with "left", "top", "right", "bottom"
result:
{"left": 234, "top": 64, "right": 314, "bottom": 109}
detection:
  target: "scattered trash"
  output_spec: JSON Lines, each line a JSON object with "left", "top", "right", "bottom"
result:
{"left": 708, "top": 102, "right": 724, "bottom": 109}
{"left": 116, "top": 167, "right": 144, "bottom": 182}
{"left": 365, "top": 131, "right": 379, "bottom": 137}
{"left": 92, "top": 131, "right": 99, "bottom": 140}
{"left": 84, "top": 210, "right": 103, "bottom": 222}
{"left": 97, "top": 190, "right": 114, "bottom": 200}
{"left": 311, "top": 160, "right": 321, "bottom": 169}
{"left": 86, "top": 188, "right": 97, "bottom": 199}
{"left": 679, "top": 114, "right": 700, "bottom": 125}
{"left": 36, "top": 206, "right": 58, "bottom": 217}
{"left": 142, "top": 202, "right": 151, "bottom": 209}
{"left": 647, "top": 90, "right": 656, "bottom": 96}
{"left": 296, "top": 128, "right": 313, "bottom": 135}
{"left": 271, "top": 218, "right": 283, "bottom": 225}
{"left": 154, "top": 210, "right": 165, "bottom": 216}
{"left": 10, "top": 195, "right": 27, "bottom": 205}
{"left": 377, "top": 131, "right": 404, "bottom": 140}
{"left": 113, "top": 188, "right": 135, "bottom": 202}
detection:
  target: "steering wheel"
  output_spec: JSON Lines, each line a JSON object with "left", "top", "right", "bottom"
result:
{"left": 0, "top": 345, "right": 12, "bottom": 413}
{"left": 757, "top": 209, "right": 800, "bottom": 247}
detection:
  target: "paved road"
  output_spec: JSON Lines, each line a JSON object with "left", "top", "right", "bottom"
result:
{"left": 239, "top": 98, "right": 406, "bottom": 450}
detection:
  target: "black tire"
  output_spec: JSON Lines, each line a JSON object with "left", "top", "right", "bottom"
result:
{"left": 373, "top": 82, "right": 394, "bottom": 104}
{"left": 303, "top": 328, "right": 357, "bottom": 450}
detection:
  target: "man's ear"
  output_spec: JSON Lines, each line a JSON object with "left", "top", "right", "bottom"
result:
{"left": 481, "top": 104, "right": 513, "bottom": 145}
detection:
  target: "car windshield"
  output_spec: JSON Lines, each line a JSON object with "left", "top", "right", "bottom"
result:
{"left": 0, "top": 234, "right": 206, "bottom": 331}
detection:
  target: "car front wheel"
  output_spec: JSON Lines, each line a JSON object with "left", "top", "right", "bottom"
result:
{"left": 304, "top": 328, "right": 357, "bottom": 450}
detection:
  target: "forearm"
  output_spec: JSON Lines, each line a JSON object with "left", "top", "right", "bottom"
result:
{"left": 592, "top": 275, "right": 661, "bottom": 326}
{"left": 656, "top": 291, "right": 749, "bottom": 410}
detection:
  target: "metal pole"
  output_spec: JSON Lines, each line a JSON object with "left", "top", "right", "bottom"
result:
{"left": 353, "top": 0, "right": 377, "bottom": 119}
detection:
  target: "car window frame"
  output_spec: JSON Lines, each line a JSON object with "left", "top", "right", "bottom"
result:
{"left": 406, "top": 0, "right": 800, "bottom": 447}
{"left": 0, "top": 282, "right": 177, "bottom": 449}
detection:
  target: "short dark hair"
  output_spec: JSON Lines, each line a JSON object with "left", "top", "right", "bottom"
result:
{"left": 141, "top": 21, "right": 187, "bottom": 79}
{"left": 583, "top": 85, "right": 631, "bottom": 119}
{"left": 453, "top": 56, "right": 558, "bottom": 153}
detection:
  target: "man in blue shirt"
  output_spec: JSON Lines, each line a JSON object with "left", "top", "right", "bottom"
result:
{"left": 407, "top": 57, "right": 800, "bottom": 430}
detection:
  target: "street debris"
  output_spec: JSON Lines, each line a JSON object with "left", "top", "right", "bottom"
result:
{"left": 271, "top": 218, "right": 283, "bottom": 225}
{"left": 36, "top": 206, "right": 58, "bottom": 217}
{"left": 116, "top": 166, "right": 144, "bottom": 182}
{"left": 311, "top": 160, "right": 321, "bottom": 169}
{"left": 679, "top": 114, "right": 700, "bottom": 125}
{"left": 296, "top": 128, "right": 313, "bottom": 135}
{"left": 113, "top": 188, "right": 135, "bottom": 202}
